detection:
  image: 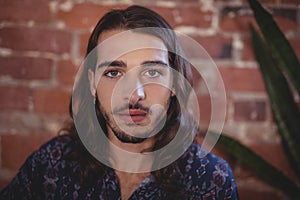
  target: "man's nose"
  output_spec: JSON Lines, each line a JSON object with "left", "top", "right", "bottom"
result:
{"left": 129, "top": 80, "right": 145, "bottom": 105}
{"left": 122, "top": 76, "right": 145, "bottom": 105}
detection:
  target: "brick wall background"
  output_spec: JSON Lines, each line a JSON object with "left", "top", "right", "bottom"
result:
{"left": 0, "top": 0, "right": 299, "bottom": 199}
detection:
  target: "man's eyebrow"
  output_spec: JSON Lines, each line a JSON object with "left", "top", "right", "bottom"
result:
{"left": 97, "top": 60, "right": 168, "bottom": 69}
{"left": 140, "top": 60, "right": 169, "bottom": 67}
{"left": 97, "top": 60, "right": 127, "bottom": 68}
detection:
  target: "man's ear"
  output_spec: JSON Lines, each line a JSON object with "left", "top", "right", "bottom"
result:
{"left": 171, "top": 86, "right": 176, "bottom": 97}
{"left": 88, "top": 69, "right": 96, "bottom": 97}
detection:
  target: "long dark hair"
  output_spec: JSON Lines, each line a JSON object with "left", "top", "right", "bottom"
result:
{"left": 64, "top": 5, "right": 198, "bottom": 198}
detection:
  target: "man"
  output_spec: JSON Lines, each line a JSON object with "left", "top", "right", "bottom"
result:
{"left": 1, "top": 5, "right": 239, "bottom": 199}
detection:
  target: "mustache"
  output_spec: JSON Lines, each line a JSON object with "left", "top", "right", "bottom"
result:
{"left": 113, "top": 102, "right": 150, "bottom": 114}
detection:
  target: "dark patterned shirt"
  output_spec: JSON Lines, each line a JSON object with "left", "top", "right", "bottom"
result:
{"left": 1, "top": 135, "right": 239, "bottom": 199}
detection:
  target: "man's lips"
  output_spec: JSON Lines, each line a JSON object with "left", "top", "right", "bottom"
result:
{"left": 117, "top": 109, "right": 147, "bottom": 123}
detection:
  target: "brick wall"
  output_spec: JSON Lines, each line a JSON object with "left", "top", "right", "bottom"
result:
{"left": 0, "top": 0, "right": 299, "bottom": 198}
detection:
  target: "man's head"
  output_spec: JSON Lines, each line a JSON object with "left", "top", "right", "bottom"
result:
{"left": 72, "top": 5, "right": 195, "bottom": 150}
{"left": 88, "top": 30, "right": 174, "bottom": 144}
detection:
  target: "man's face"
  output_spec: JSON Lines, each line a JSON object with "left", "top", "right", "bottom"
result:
{"left": 89, "top": 30, "right": 173, "bottom": 144}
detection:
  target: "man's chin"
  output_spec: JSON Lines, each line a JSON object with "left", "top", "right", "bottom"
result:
{"left": 115, "top": 132, "right": 147, "bottom": 144}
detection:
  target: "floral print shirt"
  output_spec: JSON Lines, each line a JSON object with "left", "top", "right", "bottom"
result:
{"left": 1, "top": 135, "right": 239, "bottom": 199}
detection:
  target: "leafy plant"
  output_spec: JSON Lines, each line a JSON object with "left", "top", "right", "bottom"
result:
{"left": 214, "top": 0, "right": 300, "bottom": 198}
{"left": 215, "top": 132, "right": 300, "bottom": 197}
{"left": 249, "top": 0, "right": 300, "bottom": 176}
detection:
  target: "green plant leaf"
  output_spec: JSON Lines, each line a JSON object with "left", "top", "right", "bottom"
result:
{"left": 248, "top": 0, "right": 300, "bottom": 95}
{"left": 214, "top": 132, "right": 300, "bottom": 198}
{"left": 250, "top": 24, "right": 300, "bottom": 175}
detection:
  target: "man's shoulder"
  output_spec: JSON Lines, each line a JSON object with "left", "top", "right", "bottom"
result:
{"left": 179, "top": 143, "right": 238, "bottom": 199}
{"left": 40, "top": 134, "right": 74, "bottom": 150}
{"left": 29, "top": 134, "right": 76, "bottom": 166}
{"left": 182, "top": 143, "right": 229, "bottom": 168}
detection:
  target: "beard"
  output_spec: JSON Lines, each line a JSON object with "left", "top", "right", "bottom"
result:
{"left": 111, "top": 128, "right": 147, "bottom": 144}
{"left": 96, "top": 99, "right": 151, "bottom": 144}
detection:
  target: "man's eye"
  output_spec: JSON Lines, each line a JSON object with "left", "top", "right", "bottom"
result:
{"left": 144, "top": 69, "right": 160, "bottom": 78}
{"left": 104, "top": 70, "right": 122, "bottom": 78}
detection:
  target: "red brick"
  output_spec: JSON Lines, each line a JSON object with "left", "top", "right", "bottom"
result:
{"left": 148, "top": 6, "right": 212, "bottom": 28}
{"left": 0, "top": 178, "right": 10, "bottom": 192}
{"left": 66, "top": 5, "right": 212, "bottom": 30}
{"left": 242, "top": 36, "right": 256, "bottom": 61}
{"left": 272, "top": 7, "right": 297, "bottom": 32}
{"left": 57, "top": 3, "right": 127, "bottom": 29}
{"left": 0, "top": 0, "right": 51, "bottom": 23}
{"left": 1, "top": 133, "right": 54, "bottom": 171}
{"left": 0, "top": 57, "right": 52, "bottom": 80}
{"left": 220, "top": 15, "right": 257, "bottom": 32}
{"left": 246, "top": 140, "right": 299, "bottom": 183}
{"left": 0, "top": 27, "right": 71, "bottom": 54}
{"left": 57, "top": 60, "right": 78, "bottom": 86}
{"left": 289, "top": 39, "right": 300, "bottom": 61}
{"left": 57, "top": 4, "right": 210, "bottom": 30}
{"left": 234, "top": 100, "right": 266, "bottom": 122}
{"left": 173, "top": 7, "right": 212, "bottom": 28}
{"left": 182, "top": 35, "right": 232, "bottom": 59}
{"left": 237, "top": 180, "right": 285, "bottom": 200}
{"left": 0, "top": 86, "right": 30, "bottom": 111}
{"left": 220, "top": 5, "right": 297, "bottom": 33}
{"left": 0, "top": 112, "right": 71, "bottom": 138}
{"left": 193, "top": 70, "right": 227, "bottom": 98}
{"left": 281, "top": 0, "right": 300, "bottom": 4}
{"left": 219, "top": 67, "right": 265, "bottom": 92}
{"left": 219, "top": 6, "right": 257, "bottom": 32}
{"left": 239, "top": 123, "right": 300, "bottom": 183}
{"left": 197, "top": 95, "right": 212, "bottom": 123}
{"left": 240, "top": 0, "right": 277, "bottom": 3}
{"left": 133, "top": 0, "right": 200, "bottom": 3}
{"left": 33, "top": 88, "right": 71, "bottom": 114}
{"left": 79, "top": 31, "right": 91, "bottom": 57}
{"left": 243, "top": 37, "right": 300, "bottom": 62}
{"left": 240, "top": 124, "right": 280, "bottom": 145}
{"left": 274, "top": 17, "right": 296, "bottom": 33}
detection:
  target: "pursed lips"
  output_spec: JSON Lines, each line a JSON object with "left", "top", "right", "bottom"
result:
{"left": 117, "top": 109, "right": 148, "bottom": 123}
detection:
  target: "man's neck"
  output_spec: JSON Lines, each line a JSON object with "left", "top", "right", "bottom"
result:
{"left": 106, "top": 129, "right": 155, "bottom": 199}
{"left": 107, "top": 129, "right": 155, "bottom": 172}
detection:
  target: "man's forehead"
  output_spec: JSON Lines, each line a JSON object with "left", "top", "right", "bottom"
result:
{"left": 96, "top": 29, "right": 168, "bottom": 62}
{"left": 98, "top": 29, "right": 166, "bottom": 46}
